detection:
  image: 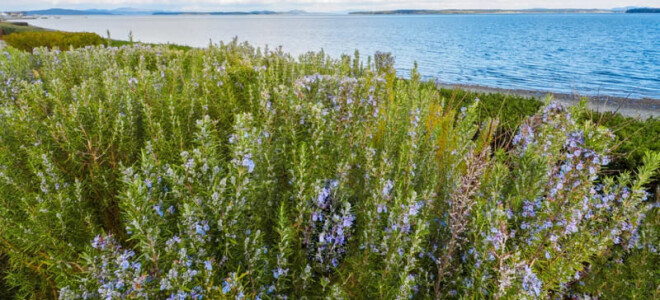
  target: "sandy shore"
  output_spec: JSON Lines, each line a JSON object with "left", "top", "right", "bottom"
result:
{"left": 436, "top": 83, "right": 660, "bottom": 119}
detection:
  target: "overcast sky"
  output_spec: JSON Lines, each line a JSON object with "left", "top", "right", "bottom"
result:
{"left": 5, "top": 0, "right": 659, "bottom": 12}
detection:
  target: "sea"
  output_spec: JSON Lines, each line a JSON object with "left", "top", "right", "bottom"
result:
{"left": 27, "top": 14, "right": 660, "bottom": 99}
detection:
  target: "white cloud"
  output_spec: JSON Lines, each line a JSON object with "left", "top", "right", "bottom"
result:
{"left": 4, "top": 0, "right": 659, "bottom": 12}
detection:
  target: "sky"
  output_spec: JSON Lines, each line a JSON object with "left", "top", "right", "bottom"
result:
{"left": 4, "top": 0, "right": 659, "bottom": 12}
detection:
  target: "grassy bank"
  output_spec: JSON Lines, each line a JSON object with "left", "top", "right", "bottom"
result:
{"left": 0, "top": 40, "right": 658, "bottom": 299}
{"left": 0, "top": 22, "right": 48, "bottom": 36}
{"left": 0, "top": 22, "right": 190, "bottom": 51}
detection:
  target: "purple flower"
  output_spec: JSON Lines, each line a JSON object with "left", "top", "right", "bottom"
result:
{"left": 521, "top": 265, "right": 542, "bottom": 297}
{"left": 222, "top": 281, "right": 231, "bottom": 294}
{"left": 522, "top": 200, "right": 536, "bottom": 218}
{"left": 241, "top": 153, "right": 255, "bottom": 173}
{"left": 92, "top": 235, "right": 105, "bottom": 249}
{"left": 153, "top": 205, "right": 164, "bottom": 217}
{"left": 195, "top": 221, "right": 209, "bottom": 236}
{"left": 377, "top": 204, "right": 387, "bottom": 214}
{"left": 485, "top": 227, "right": 505, "bottom": 250}
{"left": 382, "top": 179, "right": 394, "bottom": 197}
{"left": 273, "top": 267, "right": 288, "bottom": 279}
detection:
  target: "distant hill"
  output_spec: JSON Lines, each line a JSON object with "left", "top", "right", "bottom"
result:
{"left": 25, "top": 8, "right": 116, "bottom": 15}
{"left": 153, "top": 10, "right": 279, "bottom": 16}
{"left": 110, "top": 8, "right": 160, "bottom": 15}
{"left": 350, "top": 9, "right": 616, "bottom": 15}
{"left": 152, "top": 10, "right": 307, "bottom": 15}
{"left": 626, "top": 8, "right": 660, "bottom": 13}
{"left": 22, "top": 8, "right": 308, "bottom": 16}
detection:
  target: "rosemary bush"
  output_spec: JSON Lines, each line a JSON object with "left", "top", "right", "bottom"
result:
{"left": 0, "top": 42, "right": 657, "bottom": 299}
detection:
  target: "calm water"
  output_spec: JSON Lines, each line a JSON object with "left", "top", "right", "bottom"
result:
{"left": 28, "top": 14, "right": 660, "bottom": 99}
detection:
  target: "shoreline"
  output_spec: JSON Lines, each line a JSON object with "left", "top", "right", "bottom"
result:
{"left": 436, "top": 83, "right": 660, "bottom": 119}
{"left": 3, "top": 21, "right": 658, "bottom": 119}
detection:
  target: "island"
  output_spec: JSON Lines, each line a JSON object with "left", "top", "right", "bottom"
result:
{"left": 626, "top": 8, "right": 660, "bottom": 13}
{"left": 349, "top": 9, "right": 617, "bottom": 15}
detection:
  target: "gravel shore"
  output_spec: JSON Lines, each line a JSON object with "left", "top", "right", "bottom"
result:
{"left": 436, "top": 83, "right": 659, "bottom": 119}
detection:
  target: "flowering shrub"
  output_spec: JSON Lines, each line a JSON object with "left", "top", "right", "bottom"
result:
{"left": 0, "top": 42, "right": 658, "bottom": 299}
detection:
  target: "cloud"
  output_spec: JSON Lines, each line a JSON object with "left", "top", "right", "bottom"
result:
{"left": 5, "top": 0, "right": 659, "bottom": 12}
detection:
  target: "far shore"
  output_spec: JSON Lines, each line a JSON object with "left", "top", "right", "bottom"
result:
{"left": 435, "top": 83, "right": 660, "bottom": 119}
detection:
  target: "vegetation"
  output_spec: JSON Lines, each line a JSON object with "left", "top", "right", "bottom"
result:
{"left": 3, "top": 31, "right": 106, "bottom": 51}
{"left": 626, "top": 8, "right": 660, "bottom": 13}
{"left": 0, "top": 22, "right": 47, "bottom": 36}
{"left": 0, "top": 41, "right": 658, "bottom": 299}
{"left": 433, "top": 88, "right": 660, "bottom": 180}
{"left": 1, "top": 24, "right": 191, "bottom": 52}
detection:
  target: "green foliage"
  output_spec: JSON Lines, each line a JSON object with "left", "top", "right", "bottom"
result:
{"left": 572, "top": 206, "right": 659, "bottom": 299}
{"left": 4, "top": 31, "right": 106, "bottom": 51}
{"left": 431, "top": 91, "right": 660, "bottom": 299}
{"left": 0, "top": 42, "right": 658, "bottom": 299}
{"left": 0, "top": 22, "right": 46, "bottom": 36}
{"left": 588, "top": 112, "right": 660, "bottom": 173}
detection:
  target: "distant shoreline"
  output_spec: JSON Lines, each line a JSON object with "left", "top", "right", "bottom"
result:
{"left": 5, "top": 7, "right": 659, "bottom": 17}
{"left": 350, "top": 9, "right": 619, "bottom": 15}
{"left": 349, "top": 8, "right": 660, "bottom": 15}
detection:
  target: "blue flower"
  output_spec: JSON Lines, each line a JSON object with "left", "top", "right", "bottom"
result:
{"left": 382, "top": 179, "right": 394, "bottom": 196}
{"left": 153, "top": 205, "right": 164, "bottom": 217}
{"left": 521, "top": 265, "right": 542, "bottom": 297}
{"left": 221, "top": 281, "right": 231, "bottom": 294}
{"left": 195, "top": 222, "right": 208, "bottom": 236}
{"left": 241, "top": 154, "right": 255, "bottom": 173}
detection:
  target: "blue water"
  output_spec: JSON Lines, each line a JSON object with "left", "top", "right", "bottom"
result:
{"left": 28, "top": 14, "right": 660, "bottom": 99}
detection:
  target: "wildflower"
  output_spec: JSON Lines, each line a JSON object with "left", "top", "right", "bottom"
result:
{"left": 92, "top": 235, "right": 107, "bottom": 250}
{"left": 610, "top": 228, "right": 621, "bottom": 244}
{"left": 382, "top": 179, "right": 394, "bottom": 197}
{"left": 565, "top": 217, "right": 579, "bottom": 234}
{"left": 185, "top": 158, "right": 195, "bottom": 170}
{"left": 485, "top": 227, "right": 505, "bottom": 250}
{"left": 195, "top": 221, "right": 209, "bottom": 236}
{"left": 377, "top": 203, "right": 387, "bottom": 214}
{"left": 273, "top": 267, "right": 288, "bottom": 279}
{"left": 241, "top": 153, "right": 255, "bottom": 173}
{"left": 153, "top": 205, "right": 164, "bottom": 217}
{"left": 521, "top": 265, "right": 542, "bottom": 298}
{"left": 522, "top": 200, "right": 536, "bottom": 217}
{"left": 312, "top": 211, "right": 323, "bottom": 221}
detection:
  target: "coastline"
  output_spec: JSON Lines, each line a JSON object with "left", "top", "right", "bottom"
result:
{"left": 436, "top": 83, "right": 660, "bottom": 119}
{"left": 3, "top": 21, "right": 658, "bottom": 119}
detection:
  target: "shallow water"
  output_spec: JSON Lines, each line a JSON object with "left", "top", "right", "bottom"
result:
{"left": 28, "top": 14, "right": 660, "bottom": 99}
